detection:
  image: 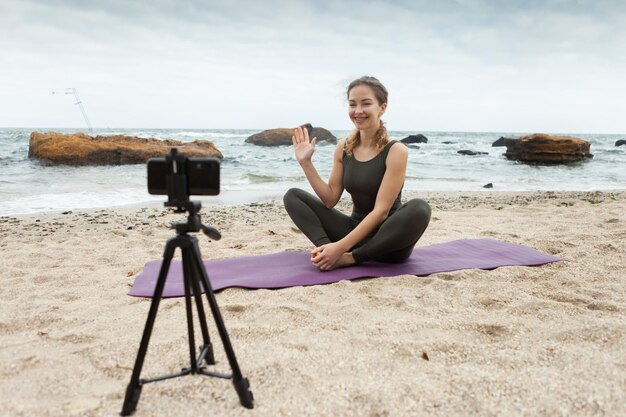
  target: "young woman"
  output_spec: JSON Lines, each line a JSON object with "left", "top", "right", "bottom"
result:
{"left": 283, "top": 76, "right": 431, "bottom": 271}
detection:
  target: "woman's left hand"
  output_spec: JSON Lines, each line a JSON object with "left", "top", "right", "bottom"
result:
{"left": 311, "top": 242, "right": 346, "bottom": 271}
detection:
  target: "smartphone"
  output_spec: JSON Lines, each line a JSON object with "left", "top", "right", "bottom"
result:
{"left": 147, "top": 157, "right": 220, "bottom": 196}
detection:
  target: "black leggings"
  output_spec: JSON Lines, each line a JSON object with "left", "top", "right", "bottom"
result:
{"left": 283, "top": 188, "right": 431, "bottom": 263}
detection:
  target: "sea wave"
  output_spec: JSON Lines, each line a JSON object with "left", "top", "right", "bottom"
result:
{"left": 1, "top": 127, "right": 625, "bottom": 215}
{"left": 244, "top": 173, "right": 294, "bottom": 183}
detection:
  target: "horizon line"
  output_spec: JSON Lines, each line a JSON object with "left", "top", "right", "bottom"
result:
{"left": 2, "top": 126, "right": 625, "bottom": 136}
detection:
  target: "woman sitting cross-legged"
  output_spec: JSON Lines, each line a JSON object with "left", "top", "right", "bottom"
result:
{"left": 283, "top": 75, "right": 431, "bottom": 271}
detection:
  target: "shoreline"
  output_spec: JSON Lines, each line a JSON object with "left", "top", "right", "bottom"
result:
{"left": 3, "top": 188, "right": 626, "bottom": 220}
{"left": 1, "top": 190, "right": 624, "bottom": 416}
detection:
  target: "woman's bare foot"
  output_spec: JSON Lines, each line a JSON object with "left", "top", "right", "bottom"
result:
{"left": 323, "top": 252, "right": 356, "bottom": 271}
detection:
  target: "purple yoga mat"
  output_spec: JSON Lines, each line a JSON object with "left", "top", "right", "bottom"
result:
{"left": 128, "top": 239, "right": 561, "bottom": 298}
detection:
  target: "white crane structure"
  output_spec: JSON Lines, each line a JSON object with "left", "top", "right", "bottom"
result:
{"left": 52, "top": 87, "right": 93, "bottom": 134}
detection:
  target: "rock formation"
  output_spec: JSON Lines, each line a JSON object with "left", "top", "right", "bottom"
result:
{"left": 615, "top": 140, "right": 626, "bottom": 147}
{"left": 29, "top": 132, "right": 222, "bottom": 165}
{"left": 503, "top": 133, "right": 593, "bottom": 164}
{"left": 400, "top": 134, "right": 428, "bottom": 144}
{"left": 245, "top": 123, "right": 337, "bottom": 146}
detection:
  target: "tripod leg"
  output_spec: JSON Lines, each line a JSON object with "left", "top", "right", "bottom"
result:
{"left": 189, "top": 240, "right": 254, "bottom": 409}
{"left": 181, "top": 247, "right": 198, "bottom": 372}
{"left": 121, "top": 240, "right": 178, "bottom": 416}
{"left": 184, "top": 243, "right": 216, "bottom": 365}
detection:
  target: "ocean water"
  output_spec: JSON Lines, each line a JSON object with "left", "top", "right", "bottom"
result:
{"left": 0, "top": 127, "right": 624, "bottom": 216}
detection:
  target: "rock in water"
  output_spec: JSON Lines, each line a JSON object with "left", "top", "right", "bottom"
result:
{"left": 28, "top": 132, "right": 223, "bottom": 165}
{"left": 400, "top": 134, "right": 428, "bottom": 144}
{"left": 615, "top": 139, "right": 626, "bottom": 147}
{"left": 492, "top": 136, "right": 516, "bottom": 147}
{"left": 503, "top": 133, "right": 593, "bottom": 164}
{"left": 245, "top": 123, "right": 337, "bottom": 146}
{"left": 458, "top": 150, "right": 488, "bottom": 156}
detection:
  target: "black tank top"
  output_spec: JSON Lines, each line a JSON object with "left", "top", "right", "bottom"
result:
{"left": 342, "top": 140, "right": 403, "bottom": 222}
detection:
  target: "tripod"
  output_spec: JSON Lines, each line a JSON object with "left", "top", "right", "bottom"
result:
{"left": 121, "top": 201, "right": 254, "bottom": 415}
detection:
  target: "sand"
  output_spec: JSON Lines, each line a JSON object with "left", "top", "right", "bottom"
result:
{"left": 0, "top": 190, "right": 624, "bottom": 417}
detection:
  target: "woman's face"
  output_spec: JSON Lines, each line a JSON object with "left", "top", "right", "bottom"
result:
{"left": 348, "top": 85, "right": 387, "bottom": 131}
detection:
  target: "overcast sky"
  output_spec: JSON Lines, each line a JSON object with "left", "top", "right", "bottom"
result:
{"left": 1, "top": 0, "right": 625, "bottom": 133}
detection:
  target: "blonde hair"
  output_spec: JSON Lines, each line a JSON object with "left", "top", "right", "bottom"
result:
{"left": 344, "top": 76, "right": 390, "bottom": 157}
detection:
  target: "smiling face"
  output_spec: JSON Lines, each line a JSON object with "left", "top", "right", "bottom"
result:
{"left": 348, "top": 85, "right": 387, "bottom": 131}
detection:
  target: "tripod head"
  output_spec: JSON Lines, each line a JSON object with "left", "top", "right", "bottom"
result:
{"left": 169, "top": 200, "right": 221, "bottom": 240}
{"left": 148, "top": 148, "right": 221, "bottom": 240}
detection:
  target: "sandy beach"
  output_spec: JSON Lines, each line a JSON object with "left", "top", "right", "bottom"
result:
{"left": 0, "top": 190, "right": 624, "bottom": 417}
